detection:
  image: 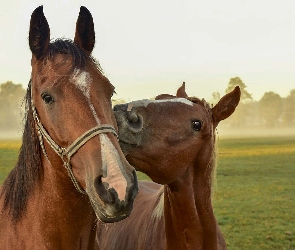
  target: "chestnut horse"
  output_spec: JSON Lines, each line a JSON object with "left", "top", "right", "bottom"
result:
{"left": 0, "top": 6, "right": 138, "bottom": 249}
{"left": 96, "top": 83, "right": 241, "bottom": 249}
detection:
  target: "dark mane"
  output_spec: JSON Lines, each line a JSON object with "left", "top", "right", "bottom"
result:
{"left": 0, "top": 39, "right": 102, "bottom": 222}
{"left": 46, "top": 39, "right": 103, "bottom": 73}
{"left": 0, "top": 82, "right": 42, "bottom": 222}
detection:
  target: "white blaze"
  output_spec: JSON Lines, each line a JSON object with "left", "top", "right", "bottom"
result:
{"left": 71, "top": 69, "right": 100, "bottom": 124}
{"left": 100, "top": 134, "right": 127, "bottom": 201}
{"left": 128, "top": 98, "right": 193, "bottom": 110}
{"left": 71, "top": 69, "right": 127, "bottom": 201}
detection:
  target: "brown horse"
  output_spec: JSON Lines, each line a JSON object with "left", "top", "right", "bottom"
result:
{"left": 0, "top": 6, "right": 138, "bottom": 249}
{"left": 96, "top": 83, "right": 241, "bottom": 249}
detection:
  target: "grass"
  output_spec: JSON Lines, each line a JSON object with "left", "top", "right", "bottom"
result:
{"left": 0, "top": 139, "right": 21, "bottom": 184}
{"left": 214, "top": 137, "right": 295, "bottom": 249}
{"left": 0, "top": 136, "right": 294, "bottom": 249}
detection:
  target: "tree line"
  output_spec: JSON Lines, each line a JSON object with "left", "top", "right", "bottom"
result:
{"left": 214, "top": 77, "right": 295, "bottom": 129}
{"left": 0, "top": 79, "right": 294, "bottom": 136}
{"left": 0, "top": 81, "right": 25, "bottom": 134}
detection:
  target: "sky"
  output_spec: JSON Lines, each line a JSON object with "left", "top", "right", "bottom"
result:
{"left": 1, "top": 0, "right": 295, "bottom": 102}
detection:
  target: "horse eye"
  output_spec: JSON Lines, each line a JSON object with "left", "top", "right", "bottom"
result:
{"left": 191, "top": 120, "right": 202, "bottom": 131}
{"left": 41, "top": 93, "right": 54, "bottom": 104}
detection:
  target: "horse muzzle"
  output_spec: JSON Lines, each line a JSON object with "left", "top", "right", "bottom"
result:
{"left": 87, "top": 169, "right": 138, "bottom": 223}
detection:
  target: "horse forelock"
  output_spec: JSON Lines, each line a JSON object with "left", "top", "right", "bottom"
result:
{"left": 0, "top": 82, "right": 43, "bottom": 223}
{"left": 186, "top": 96, "right": 212, "bottom": 117}
{"left": 36, "top": 39, "right": 112, "bottom": 96}
{"left": 44, "top": 39, "right": 103, "bottom": 75}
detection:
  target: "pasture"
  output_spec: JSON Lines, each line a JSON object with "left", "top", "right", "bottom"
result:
{"left": 0, "top": 136, "right": 294, "bottom": 249}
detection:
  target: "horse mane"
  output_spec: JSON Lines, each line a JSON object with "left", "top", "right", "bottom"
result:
{"left": 209, "top": 131, "right": 218, "bottom": 201}
{"left": 0, "top": 39, "right": 102, "bottom": 223}
{"left": 188, "top": 96, "right": 218, "bottom": 199}
{"left": 47, "top": 39, "right": 103, "bottom": 73}
{"left": 151, "top": 186, "right": 165, "bottom": 219}
{"left": 0, "top": 82, "right": 42, "bottom": 223}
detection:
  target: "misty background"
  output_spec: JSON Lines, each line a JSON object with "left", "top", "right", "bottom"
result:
{"left": 1, "top": 78, "right": 294, "bottom": 139}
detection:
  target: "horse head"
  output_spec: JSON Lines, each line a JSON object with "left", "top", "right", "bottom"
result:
{"left": 28, "top": 6, "right": 138, "bottom": 222}
{"left": 114, "top": 83, "right": 240, "bottom": 184}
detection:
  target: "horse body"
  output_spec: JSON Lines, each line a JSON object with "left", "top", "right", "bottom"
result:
{"left": 97, "top": 181, "right": 165, "bottom": 250}
{"left": 0, "top": 6, "right": 137, "bottom": 249}
{"left": 97, "top": 158, "right": 221, "bottom": 250}
{"left": 97, "top": 83, "right": 240, "bottom": 249}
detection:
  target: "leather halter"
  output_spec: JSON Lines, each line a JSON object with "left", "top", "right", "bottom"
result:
{"left": 31, "top": 85, "right": 118, "bottom": 194}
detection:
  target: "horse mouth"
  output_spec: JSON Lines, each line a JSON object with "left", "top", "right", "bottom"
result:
{"left": 85, "top": 168, "right": 138, "bottom": 223}
{"left": 118, "top": 138, "right": 137, "bottom": 145}
{"left": 88, "top": 191, "right": 133, "bottom": 223}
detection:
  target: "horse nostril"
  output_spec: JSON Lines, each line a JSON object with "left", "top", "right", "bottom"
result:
{"left": 94, "top": 176, "right": 114, "bottom": 204}
{"left": 127, "top": 111, "right": 139, "bottom": 123}
{"left": 126, "top": 111, "right": 143, "bottom": 133}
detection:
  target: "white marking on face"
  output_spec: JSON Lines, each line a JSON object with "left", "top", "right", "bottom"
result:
{"left": 71, "top": 69, "right": 92, "bottom": 98}
{"left": 71, "top": 69, "right": 100, "bottom": 124}
{"left": 128, "top": 98, "right": 193, "bottom": 110}
{"left": 72, "top": 69, "right": 127, "bottom": 201}
{"left": 89, "top": 103, "right": 100, "bottom": 125}
{"left": 100, "top": 134, "right": 127, "bottom": 201}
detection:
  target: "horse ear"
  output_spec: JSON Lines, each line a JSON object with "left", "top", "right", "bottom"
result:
{"left": 74, "top": 6, "right": 95, "bottom": 54}
{"left": 212, "top": 86, "right": 241, "bottom": 127}
{"left": 29, "top": 6, "right": 50, "bottom": 60}
{"left": 176, "top": 82, "right": 188, "bottom": 98}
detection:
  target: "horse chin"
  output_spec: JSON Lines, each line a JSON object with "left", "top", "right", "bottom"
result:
{"left": 124, "top": 155, "right": 177, "bottom": 185}
{"left": 119, "top": 141, "right": 137, "bottom": 156}
{"left": 86, "top": 189, "right": 132, "bottom": 223}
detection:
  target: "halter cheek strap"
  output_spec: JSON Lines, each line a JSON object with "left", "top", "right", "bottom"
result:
{"left": 31, "top": 94, "right": 118, "bottom": 194}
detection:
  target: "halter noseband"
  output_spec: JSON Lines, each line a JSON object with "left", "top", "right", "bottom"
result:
{"left": 31, "top": 86, "right": 118, "bottom": 194}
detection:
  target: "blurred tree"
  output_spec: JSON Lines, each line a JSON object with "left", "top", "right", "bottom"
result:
{"left": 259, "top": 91, "right": 282, "bottom": 127}
{"left": 111, "top": 98, "right": 126, "bottom": 107}
{"left": 0, "top": 81, "right": 26, "bottom": 131}
{"left": 225, "top": 77, "right": 252, "bottom": 102}
{"left": 209, "top": 91, "right": 221, "bottom": 106}
{"left": 222, "top": 77, "right": 252, "bottom": 128}
{"left": 282, "top": 89, "right": 295, "bottom": 127}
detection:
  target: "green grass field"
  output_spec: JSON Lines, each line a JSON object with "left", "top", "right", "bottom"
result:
{"left": 0, "top": 139, "right": 21, "bottom": 184}
{"left": 0, "top": 136, "right": 294, "bottom": 249}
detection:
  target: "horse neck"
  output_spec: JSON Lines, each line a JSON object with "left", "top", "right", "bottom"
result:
{"left": 193, "top": 135, "right": 217, "bottom": 249}
{"left": 164, "top": 135, "right": 217, "bottom": 250}
{"left": 28, "top": 151, "right": 97, "bottom": 247}
{"left": 164, "top": 167, "right": 202, "bottom": 250}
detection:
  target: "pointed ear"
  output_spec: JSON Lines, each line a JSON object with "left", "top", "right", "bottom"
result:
{"left": 212, "top": 86, "right": 241, "bottom": 127}
{"left": 74, "top": 6, "right": 95, "bottom": 54}
{"left": 176, "top": 82, "right": 188, "bottom": 98}
{"left": 29, "top": 6, "right": 50, "bottom": 60}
